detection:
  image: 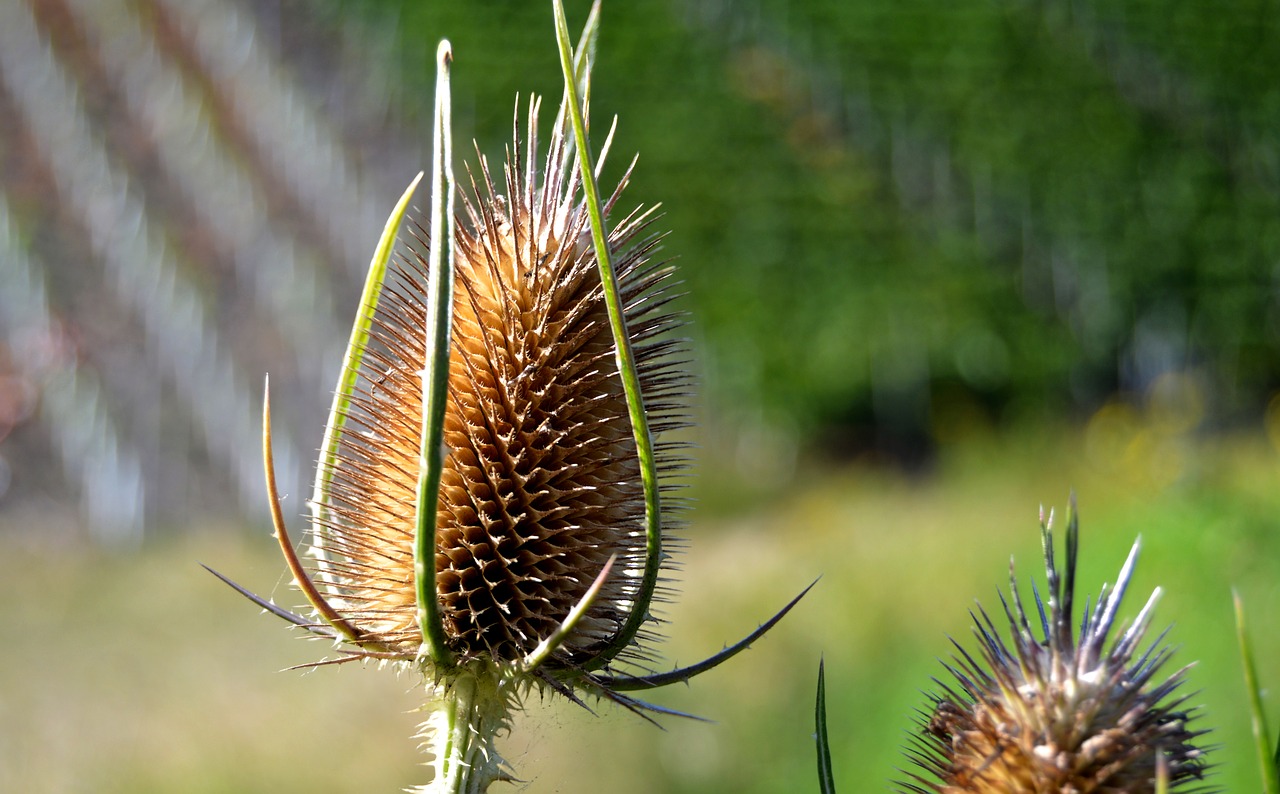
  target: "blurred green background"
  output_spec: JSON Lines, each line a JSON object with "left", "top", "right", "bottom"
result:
{"left": 1, "top": 0, "right": 1278, "bottom": 791}
{"left": 344, "top": 0, "right": 1280, "bottom": 457}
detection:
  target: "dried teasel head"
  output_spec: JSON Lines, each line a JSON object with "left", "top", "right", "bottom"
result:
{"left": 900, "top": 502, "right": 1212, "bottom": 793}
{"left": 312, "top": 96, "right": 683, "bottom": 668}
{"left": 211, "top": 9, "right": 808, "bottom": 792}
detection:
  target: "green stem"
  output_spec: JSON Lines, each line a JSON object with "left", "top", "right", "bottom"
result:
{"left": 421, "top": 667, "right": 511, "bottom": 794}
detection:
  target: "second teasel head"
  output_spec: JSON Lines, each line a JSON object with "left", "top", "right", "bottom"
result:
{"left": 902, "top": 504, "right": 1212, "bottom": 793}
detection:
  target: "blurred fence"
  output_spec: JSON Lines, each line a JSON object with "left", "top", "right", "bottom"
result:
{"left": 4, "top": 0, "right": 1280, "bottom": 542}
{"left": 0, "top": 0, "right": 421, "bottom": 542}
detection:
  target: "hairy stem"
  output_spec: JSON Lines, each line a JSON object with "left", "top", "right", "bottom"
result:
{"left": 420, "top": 665, "right": 513, "bottom": 794}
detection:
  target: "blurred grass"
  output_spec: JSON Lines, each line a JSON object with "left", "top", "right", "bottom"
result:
{"left": 1, "top": 421, "right": 1276, "bottom": 792}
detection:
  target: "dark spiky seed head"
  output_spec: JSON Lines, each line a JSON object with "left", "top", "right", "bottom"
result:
{"left": 901, "top": 505, "right": 1212, "bottom": 794}
{"left": 312, "top": 101, "right": 688, "bottom": 668}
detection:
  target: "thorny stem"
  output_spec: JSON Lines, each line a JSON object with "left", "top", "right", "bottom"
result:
{"left": 421, "top": 665, "right": 513, "bottom": 794}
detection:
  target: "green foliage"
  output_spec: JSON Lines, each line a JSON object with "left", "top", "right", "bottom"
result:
{"left": 334, "top": 0, "right": 1280, "bottom": 450}
{"left": 3, "top": 429, "right": 1274, "bottom": 792}
{"left": 815, "top": 659, "right": 836, "bottom": 794}
{"left": 1235, "top": 591, "right": 1280, "bottom": 794}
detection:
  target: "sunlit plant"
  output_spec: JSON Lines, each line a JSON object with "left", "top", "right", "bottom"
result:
{"left": 815, "top": 501, "right": 1216, "bottom": 794}
{"left": 900, "top": 505, "right": 1210, "bottom": 792}
{"left": 208, "top": 3, "right": 807, "bottom": 792}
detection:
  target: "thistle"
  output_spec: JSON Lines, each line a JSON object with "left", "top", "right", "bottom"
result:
{"left": 209, "top": 4, "right": 806, "bottom": 792}
{"left": 901, "top": 502, "right": 1212, "bottom": 793}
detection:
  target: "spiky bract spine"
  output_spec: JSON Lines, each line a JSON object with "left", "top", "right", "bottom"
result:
{"left": 311, "top": 99, "right": 687, "bottom": 672}
{"left": 902, "top": 506, "right": 1212, "bottom": 794}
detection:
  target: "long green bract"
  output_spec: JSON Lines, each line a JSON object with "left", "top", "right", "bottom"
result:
{"left": 1235, "top": 590, "right": 1279, "bottom": 794}
{"left": 552, "top": 0, "right": 600, "bottom": 157}
{"left": 415, "top": 40, "right": 456, "bottom": 670}
{"left": 310, "top": 172, "right": 423, "bottom": 581}
{"left": 551, "top": 0, "right": 663, "bottom": 671}
{"left": 816, "top": 659, "right": 837, "bottom": 794}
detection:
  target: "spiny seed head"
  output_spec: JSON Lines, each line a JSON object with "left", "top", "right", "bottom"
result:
{"left": 214, "top": 25, "right": 810, "bottom": 794}
{"left": 311, "top": 99, "right": 687, "bottom": 670}
{"left": 902, "top": 504, "right": 1212, "bottom": 794}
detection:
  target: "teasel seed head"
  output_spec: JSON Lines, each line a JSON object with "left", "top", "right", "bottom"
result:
{"left": 311, "top": 99, "right": 684, "bottom": 669}
{"left": 207, "top": 10, "right": 808, "bottom": 788}
{"left": 209, "top": 10, "right": 811, "bottom": 790}
{"left": 901, "top": 500, "right": 1213, "bottom": 793}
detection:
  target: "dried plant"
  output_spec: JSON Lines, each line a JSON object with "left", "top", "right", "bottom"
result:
{"left": 209, "top": 3, "right": 806, "bottom": 792}
{"left": 900, "top": 502, "right": 1212, "bottom": 793}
